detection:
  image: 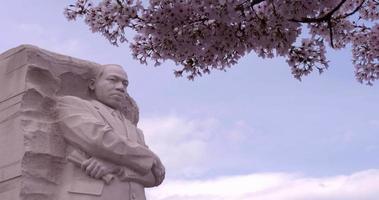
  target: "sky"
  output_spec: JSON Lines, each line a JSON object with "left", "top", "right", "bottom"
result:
{"left": 1, "top": 1, "right": 379, "bottom": 199}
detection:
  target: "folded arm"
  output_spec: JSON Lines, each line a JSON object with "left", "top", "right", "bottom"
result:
{"left": 57, "top": 96, "right": 155, "bottom": 175}
{"left": 119, "top": 157, "right": 165, "bottom": 187}
{"left": 80, "top": 155, "right": 164, "bottom": 187}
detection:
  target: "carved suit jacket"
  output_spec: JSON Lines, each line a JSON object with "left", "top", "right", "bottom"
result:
{"left": 56, "top": 95, "right": 159, "bottom": 200}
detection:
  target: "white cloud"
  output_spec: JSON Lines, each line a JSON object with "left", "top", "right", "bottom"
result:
{"left": 14, "top": 23, "right": 85, "bottom": 56}
{"left": 139, "top": 115, "right": 260, "bottom": 178}
{"left": 365, "top": 145, "right": 379, "bottom": 152}
{"left": 147, "top": 169, "right": 379, "bottom": 200}
{"left": 18, "top": 23, "right": 45, "bottom": 35}
{"left": 224, "top": 120, "right": 256, "bottom": 143}
{"left": 139, "top": 115, "right": 219, "bottom": 177}
{"left": 368, "top": 119, "right": 379, "bottom": 127}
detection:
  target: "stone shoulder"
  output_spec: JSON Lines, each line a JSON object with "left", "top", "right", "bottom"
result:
{"left": 56, "top": 95, "right": 93, "bottom": 109}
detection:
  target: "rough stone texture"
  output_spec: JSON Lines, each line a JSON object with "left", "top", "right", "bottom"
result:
{"left": 0, "top": 45, "right": 140, "bottom": 200}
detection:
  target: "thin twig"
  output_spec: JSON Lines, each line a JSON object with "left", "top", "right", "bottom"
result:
{"left": 327, "top": 20, "right": 335, "bottom": 48}
{"left": 290, "top": 0, "right": 348, "bottom": 23}
{"left": 337, "top": 0, "right": 366, "bottom": 19}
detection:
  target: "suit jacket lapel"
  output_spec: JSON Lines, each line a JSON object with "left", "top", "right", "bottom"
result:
{"left": 90, "top": 100, "right": 122, "bottom": 134}
{"left": 90, "top": 100, "right": 138, "bottom": 142}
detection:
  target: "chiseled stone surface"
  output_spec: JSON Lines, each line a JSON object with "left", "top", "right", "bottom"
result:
{"left": 0, "top": 45, "right": 164, "bottom": 200}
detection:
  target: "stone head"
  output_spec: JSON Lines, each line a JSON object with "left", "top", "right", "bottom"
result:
{"left": 89, "top": 64, "right": 129, "bottom": 109}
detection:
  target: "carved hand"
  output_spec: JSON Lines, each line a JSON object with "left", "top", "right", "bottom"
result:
{"left": 81, "top": 157, "right": 122, "bottom": 179}
{"left": 152, "top": 158, "right": 165, "bottom": 185}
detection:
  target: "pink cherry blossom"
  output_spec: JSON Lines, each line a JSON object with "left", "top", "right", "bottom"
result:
{"left": 65, "top": 0, "right": 379, "bottom": 84}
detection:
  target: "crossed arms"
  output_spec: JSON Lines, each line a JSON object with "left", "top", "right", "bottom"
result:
{"left": 57, "top": 96, "right": 164, "bottom": 187}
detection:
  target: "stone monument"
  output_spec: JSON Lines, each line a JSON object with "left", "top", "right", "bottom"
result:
{"left": 0, "top": 45, "right": 165, "bottom": 200}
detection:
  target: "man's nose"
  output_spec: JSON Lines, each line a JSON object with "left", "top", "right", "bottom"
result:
{"left": 115, "top": 82, "right": 125, "bottom": 93}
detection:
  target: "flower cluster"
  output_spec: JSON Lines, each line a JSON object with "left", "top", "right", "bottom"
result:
{"left": 287, "top": 38, "right": 328, "bottom": 80}
{"left": 353, "top": 24, "right": 379, "bottom": 85}
{"left": 65, "top": 0, "right": 143, "bottom": 45}
{"left": 65, "top": 0, "right": 379, "bottom": 83}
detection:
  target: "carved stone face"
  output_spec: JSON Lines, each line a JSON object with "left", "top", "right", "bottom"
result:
{"left": 89, "top": 65, "right": 129, "bottom": 109}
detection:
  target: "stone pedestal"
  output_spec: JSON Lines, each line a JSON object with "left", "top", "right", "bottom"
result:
{"left": 0, "top": 45, "right": 139, "bottom": 200}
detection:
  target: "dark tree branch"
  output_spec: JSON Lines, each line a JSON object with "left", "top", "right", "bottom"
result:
{"left": 337, "top": 0, "right": 366, "bottom": 19}
{"left": 327, "top": 20, "right": 335, "bottom": 48}
{"left": 288, "top": 0, "right": 356, "bottom": 48}
{"left": 251, "top": 0, "right": 267, "bottom": 5}
{"left": 239, "top": 0, "right": 267, "bottom": 8}
{"left": 116, "top": 0, "right": 124, "bottom": 7}
{"left": 289, "top": 0, "right": 348, "bottom": 23}
{"left": 271, "top": 1, "right": 278, "bottom": 17}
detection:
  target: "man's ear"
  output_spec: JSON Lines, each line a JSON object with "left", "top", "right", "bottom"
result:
{"left": 89, "top": 79, "right": 96, "bottom": 91}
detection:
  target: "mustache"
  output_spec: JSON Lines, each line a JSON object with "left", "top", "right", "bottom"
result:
{"left": 110, "top": 92, "right": 125, "bottom": 97}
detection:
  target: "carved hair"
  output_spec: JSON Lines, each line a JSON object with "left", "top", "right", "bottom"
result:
{"left": 91, "top": 64, "right": 127, "bottom": 80}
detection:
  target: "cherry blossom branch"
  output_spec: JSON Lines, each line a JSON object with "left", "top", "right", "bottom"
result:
{"left": 290, "top": 0, "right": 348, "bottom": 23}
{"left": 288, "top": 0, "right": 357, "bottom": 48}
{"left": 337, "top": 0, "right": 366, "bottom": 19}
{"left": 116, "top": 0, "right": 123, "bottom": 7}
{"left": 251, "top": 0, "right": 267, "bottom": 5}
{"left": 240, "top": 0, "right": 267, "bottom": 7}
{"left": 64, "top": 0, "right": 379, "bottom": 84}
{"left": 327, "top": 20, "right": 335, "bottom": 48}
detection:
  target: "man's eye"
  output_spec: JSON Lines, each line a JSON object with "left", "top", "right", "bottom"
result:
{"left": 122, "top": 81, "right": 128, "bottom": 87}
